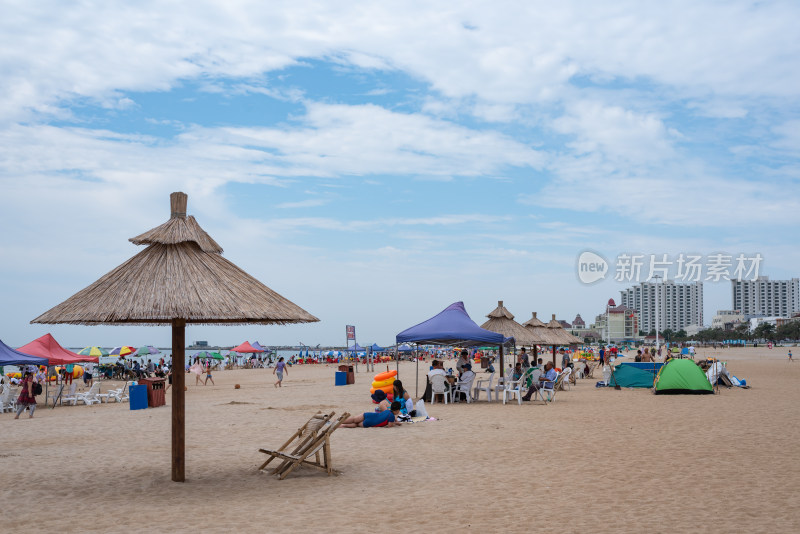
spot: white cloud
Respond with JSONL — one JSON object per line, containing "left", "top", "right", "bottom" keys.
{"left": 2, "top": 1, "right": 799, "bottom": 123}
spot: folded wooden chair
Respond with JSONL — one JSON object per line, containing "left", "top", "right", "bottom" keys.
{"left": 258, "top": 411, "right": 349, "bottom": 480}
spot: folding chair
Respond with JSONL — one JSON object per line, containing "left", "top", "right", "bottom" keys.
{"left": 258, "top": 411, "right": 349, "bottom": 480}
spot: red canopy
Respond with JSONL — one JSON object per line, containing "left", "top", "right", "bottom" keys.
{"left": 17, "top": 333, "right": 100, "bottom": 365}
{"left": 230, "top": 341, "right": 263, "bottom": 353}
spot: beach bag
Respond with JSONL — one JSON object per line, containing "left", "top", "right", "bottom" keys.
{"left": 33, "top": 382, "right": 43, "bottom": 395}
{"left": 415, "top": 400, "right": 428, "bottom": 418}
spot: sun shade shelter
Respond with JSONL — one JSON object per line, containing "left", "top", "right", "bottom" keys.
{"left": 18, "top": 333, "right": 99, "bottom": 365}
{"left": 522, "top": 312, "right": 561, "bottom": 366}
{"left": 231, "top": 341, "right": 263, "bottom": 353}
{"left": 32, "top": 192, "right": 318, "bottom": 482}
{"left": 396, "top": 302, "right": 507, "bottom": 394}
{"left": 480, "top": 301, "right": 537, "bottom": 371}
{"left": 0, "top": 339, "right": 48, "bottom": 366}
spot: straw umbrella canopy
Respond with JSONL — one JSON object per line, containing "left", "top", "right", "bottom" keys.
{"left": 32, "top": 192, "right": 318, "bottom": 482}
{"left": 546, "top": 314, "right": 583, "bottom": 345}
{"left": 522, "top": 312, "right": 559, "bottom": 344}
{"left": 544, "top": 313, "right": 583, "bottom": 366}
{"left": 480, "top": 301, "right": 537, "bottom": 374}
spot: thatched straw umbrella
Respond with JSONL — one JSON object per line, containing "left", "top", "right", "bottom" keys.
{"left": 522, "top": 312, "right": 556, "bottom": 364}
{"left": 480, "top": 301, "right": 536, "bottom": 376}
{"left": 32, "top": 192, "right": 318, "bottom": 482}
{"left": 545, "top": 314, "right": 583, "bottom": 366}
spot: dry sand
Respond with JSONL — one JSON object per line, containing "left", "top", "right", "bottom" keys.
{"left": 1, "top": 346, "right": 798, "bottom": 533}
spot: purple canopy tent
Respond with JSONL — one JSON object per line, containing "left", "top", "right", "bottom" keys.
{"left": 395, "top": 301, "right": 508, "bottom": 396}
{"left": 0, "top": 339, "right": 48, "bottom": 367}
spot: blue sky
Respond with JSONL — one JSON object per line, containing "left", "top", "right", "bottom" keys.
{"left": 1, "top": 1, "right": 798, "bottom": 348}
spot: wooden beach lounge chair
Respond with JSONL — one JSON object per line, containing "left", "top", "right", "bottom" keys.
{"left": 258, "top": 411, "right": 349, "bottom": 480}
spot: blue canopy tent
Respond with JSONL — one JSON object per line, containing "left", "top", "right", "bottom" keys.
{"left": 369, "top": 343, "right": 385, "bottom": 352}
{"left": 0, "top": 338, "right": 48, "bottom": 367}
{"left": 396, "top": 301, "right": 508, "bottom": 396}
{"left": 398, "top": 343, "right": 413, "bottom": 352}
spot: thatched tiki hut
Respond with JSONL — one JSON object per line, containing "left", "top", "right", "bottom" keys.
{"left": 522, "top": 312, "right": 557, "bottom": 364}
{"left": 546, "top": 314, "right": 583, "bottom": 366}
{"left": 33, "top": 192, "right": 318, "bottom": 482}
{"left": 480, "top": 301, "right": 536, "bottom": 376}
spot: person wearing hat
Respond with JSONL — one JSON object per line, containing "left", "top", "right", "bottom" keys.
{"left": 456, "top": 350, "right": 470, "bottom": 378}
{"left": 371, "top": 389, "right": 388, "bottom": 404}
{"left": 453, "top": 363, "right": 476, "bottom": 402}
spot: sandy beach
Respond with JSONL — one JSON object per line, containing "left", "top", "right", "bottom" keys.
{"left": 2, "top": 346, "right": 798, "bottom": 533}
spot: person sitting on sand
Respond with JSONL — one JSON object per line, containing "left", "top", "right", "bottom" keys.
{"left": 341, "top": 401, "right": 402, "bottom": 428}
{"left": 521, "top": 362, "right": 557, "bottom": 401}
{"left": 392, "top": 379, "right": 414, "bottom": 415}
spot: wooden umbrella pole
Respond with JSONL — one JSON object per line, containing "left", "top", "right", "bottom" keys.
{"left": 172, "top": 318, "right": 186, "bottom": 482}
{"left": 499, "top": 344, "right": 504, "bottom": 378}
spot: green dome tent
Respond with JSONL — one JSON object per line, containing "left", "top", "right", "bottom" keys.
{"left": 654, "top": 359, "right": 713, "bottom": 395}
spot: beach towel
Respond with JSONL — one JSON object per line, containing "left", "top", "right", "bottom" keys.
{"left": 189, "top": 363, "right": 204, "bottom": 376}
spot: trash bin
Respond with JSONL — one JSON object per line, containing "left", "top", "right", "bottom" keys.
{"left": 338, "top": 365, "right": 355, "bottom": 384}
{"left": 129, "top": 384, "right": 147, "bottom": 410}
{"left": 480, "top": 357, "right": 489, "bottom": 369}
{"left": 138, "top": 377, "right": 166, "bottom": 407}
{"left": 335, "top": 371, "right": 348, "bottom": 386}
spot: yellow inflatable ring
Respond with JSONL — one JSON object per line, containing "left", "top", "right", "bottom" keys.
{"left": 371, "top": 377, "right": 396, "bottom": 388}
{"left": 373, "top": 370, "right": 397, "bottom": 382}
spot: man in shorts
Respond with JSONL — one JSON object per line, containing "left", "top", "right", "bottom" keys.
{"left": 341, "top": 402, "right": 402, "bottom": 428}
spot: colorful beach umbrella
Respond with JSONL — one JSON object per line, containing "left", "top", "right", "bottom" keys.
{"left": 109, "top": 346, "right": 136, "bottom": 357}
{"left": 136, "top": 345, "right": 160, "bottom": 356}
{"left": 193, "top": 350, "right": 223, "bottom": 360}
{"left": 78, "top": 346, "right": 108, "bottom": 357}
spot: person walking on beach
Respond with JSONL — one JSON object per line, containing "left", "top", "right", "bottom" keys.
{"left": 204, "top": 361, "right": 215, "bottom": 385}
{"left": 14, "top": 370, "right": 37, "bottom": 419}
{"left": 789, "top": 350, "right": 793, "bottom": 363}
{"left": 274, "top": 357, "right": 288, "bottom": 387}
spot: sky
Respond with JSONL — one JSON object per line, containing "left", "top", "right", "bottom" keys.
{"left": 1, "top": 1, "right": 799, "bottom": 349}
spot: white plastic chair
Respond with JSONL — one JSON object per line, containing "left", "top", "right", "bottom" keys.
{"left": 61, "top": 383, "right": 79, "bottom": 405}
{"left": 502, "top": 368, "right": 535, "bottom": 405}
{"left": 75, "top": 383, "right": 101, "bottom": 405}
{"left": 96, "top": 384, "right": 115, "bottom": 403}
{"left": 429, "top": 374, "right": 451, "bottom": 404}
{"left": 451, "top": 373, "right": 476, "bottom": 403}
{"left": 46, "top": 384, "right": 65, "bottom": 407}
{"left": 0, "top": 385, "right": 15, "bottom": 413}
{"left": 472, "top": 372, "right": 495, "bottom": 402}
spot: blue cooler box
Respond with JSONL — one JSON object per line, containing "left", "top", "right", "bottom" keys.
{"left": 129, "top": 384, "right": 148, "bottom": 410}
{"left": 334, "top": 371, "right": 347, "bottom": 386}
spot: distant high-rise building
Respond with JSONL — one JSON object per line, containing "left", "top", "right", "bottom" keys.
{"left": 620, "top": 280, "right": 703, "bottom": 334}
{"left": 732, "top": 277, "right": 800, "bottom": 318}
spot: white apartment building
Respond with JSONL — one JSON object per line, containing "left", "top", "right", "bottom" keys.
{"left": 620, "top": 280, "right": 703, "bottom": 334}
{"left": 732, "top": 277, "right": 800, "bottom": 318}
